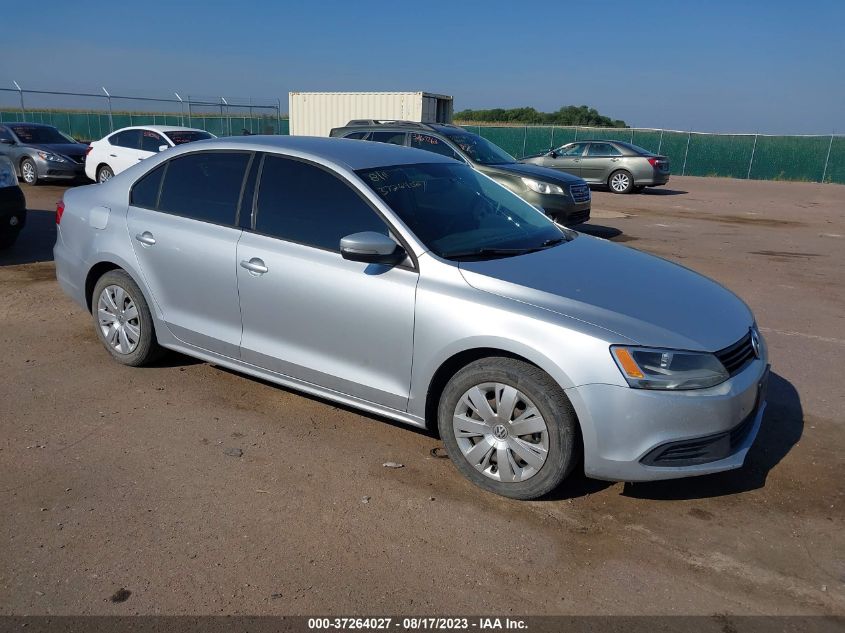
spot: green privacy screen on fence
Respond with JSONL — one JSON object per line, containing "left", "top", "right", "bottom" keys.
{"left": 0, "top": 110, "right": 841, "bottom": 184}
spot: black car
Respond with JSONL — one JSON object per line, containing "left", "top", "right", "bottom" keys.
{"left": 330, "top": 121, "right": 591, "bottom": 226}
{"left": 0, "top": 122, "right": 87, "bottom": 185}
{"left": 0, "top": 155, "right": 26, "bottom": 249}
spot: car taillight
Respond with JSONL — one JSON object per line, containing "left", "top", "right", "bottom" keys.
{"left": 647, "top": 157, "right": 659, "bottom": 168}
{"left": 56, "top": 200, "right": 65, "bottom": 225}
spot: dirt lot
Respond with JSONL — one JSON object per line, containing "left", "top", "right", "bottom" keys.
{"left": 1, "top": 176, "right": 843, "bottom": 617}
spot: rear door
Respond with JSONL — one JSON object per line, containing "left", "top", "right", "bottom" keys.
{"left": 126, "top": 150, "right": 251, "bottom": 357}
{"left": 108, "top": 130, "right": 145, "bottom": 174}
{"left": 580, "top": 142, "right": 623, "bottom": 182}
{"left": 546, "top": 142, "right": 588, "bottom": 176}
{"left": 236, "top": 154, "right": 418, "bottom": 410}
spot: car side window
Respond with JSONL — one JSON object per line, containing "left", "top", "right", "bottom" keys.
{"left": 254, "top": 155, "right": 389, "bottom": 252}
{"left": 130, "top": 164, "right": 165, "bottom": 209}
{"left": 559, "top": 143, "right": 589, "bottom": 156}
{"left": 409, "top": 133, "right": 462, "bottom": 161}
{"left": 0, "top": 126, "right": 13, "bottom": 142}
{"left": 344, "top": 131, "right": 370, "bottom": 140}
{"left": 141, "top": 131, "right": 166, "bottom": 153}
{"left": 157, "top": 152, "right": 250, "bottom": 226}
{"left": 369, "top": 131, "right": 406, "bottom": 145}
{"left": 587, "top": 143, "right": 622, "bottom": 157}
{"left": 111, "top": 130, "right": 142, "bottom": 149}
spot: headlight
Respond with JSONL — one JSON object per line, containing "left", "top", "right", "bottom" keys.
{"left": 611, "top": 346, "right": 729, "bottom": 390}
{"left": 37, "top": 151, "right": 66, "bottom": 163}
{"left": 521, "top": 177, "right": 564, "bottom": 195}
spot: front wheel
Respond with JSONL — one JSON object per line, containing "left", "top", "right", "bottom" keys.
{"left": 91, "top": 270, "right": 161, "bottom": 366}
{"left": 20, "top": 158, "right": 38, "bottom": 186}
{"left": 438, "top": 357, "right": 579, "bottom": 500}
{"left": 608, "top": 169, "right": 634, "bottom": 194}
{"left": 97, "top": 165, "right": 114, "bottom": 183}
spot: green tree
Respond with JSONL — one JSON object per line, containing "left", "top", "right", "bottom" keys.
{"left": 455, "top": 105, "right": 626, "bottom": 127}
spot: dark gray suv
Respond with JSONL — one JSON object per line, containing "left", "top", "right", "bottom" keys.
{"left": 330, "top": 121, "right": 591, "bottom": 226}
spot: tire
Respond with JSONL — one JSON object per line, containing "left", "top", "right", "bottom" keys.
{"left": 97, "top": 165, "right": 114, "bottom": 183}
{"left": 20, "top": 158, "right": 38, "bottom": 186}
{"left": 437, "top": 357, "right": 579, "bottom": 500}
{"left": 608, "top": 169, "right": 634, "bottom": 194}
{"left": 91, "top": 269, "right": 161, "bottom": 367}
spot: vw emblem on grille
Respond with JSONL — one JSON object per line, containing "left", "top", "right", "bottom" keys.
{"left": 750, "top": 328, "right": 761, "bottom": 359}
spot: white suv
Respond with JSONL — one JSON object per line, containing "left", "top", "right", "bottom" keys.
{"left": 85, "top": 125, "right": 214, "bottom": 182}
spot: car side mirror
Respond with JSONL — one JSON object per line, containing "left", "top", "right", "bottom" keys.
{"left": 340, "top": 231, "right": 404, "bottom": 265}
{"left": 547, "top": 149, "right": 558, "bottom": 158}
{"left": 158, "top": 145, "right": 169, "bottom": 152}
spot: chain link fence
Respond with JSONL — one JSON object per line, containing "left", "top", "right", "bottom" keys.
{"left": 1, "top": 85, "right": 841, "bottom": 184}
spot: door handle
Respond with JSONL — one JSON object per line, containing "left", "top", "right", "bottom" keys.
{"left": 240, "top": 258, "right": 268, "bottom": 275}
{"left": 135, "top": 232, "right": 156, "bottom": 246}
{"left": 611, "top": 158, "right": 620, "bottom": 162}
{"left": 109, "top": 154, "right": 117, "bottom": 158}
{"left": 573, "top": 159, "right": 580, "bottom": 162}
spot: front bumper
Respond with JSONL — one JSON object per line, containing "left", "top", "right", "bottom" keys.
{"left": 522, "top": 191, "right": 591, "bottom": 226}
{"left": 35, "top": 158, "right": 86, "bottom": 181}
{"left": 567, "top": 358, "right": 769, "bottom": 482}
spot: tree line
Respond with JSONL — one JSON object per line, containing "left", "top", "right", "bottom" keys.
{"left": 453, "top": 105, "right": 627, "bottom": 128}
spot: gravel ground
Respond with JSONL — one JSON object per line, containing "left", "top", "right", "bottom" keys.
{"left": 0, "top": 176, "right": 843, "bottom": 616}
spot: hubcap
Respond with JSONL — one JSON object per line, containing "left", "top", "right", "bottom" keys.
{"left": 22, "top": 162, "right": 35, "bottom": 183}
{"left": 99, "top": 168, "right": 112, "bottom": 183}
{"left": 452, "top": 382, "right": 549, "bottom": 483}
{"left": 97, "top": 285, "right": 140, "bottom": 354}
{"left": 611, "top": 173, "right": 629, "bottom": 191}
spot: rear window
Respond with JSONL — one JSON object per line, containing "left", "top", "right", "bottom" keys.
{"left": 130, "top": 164, "right": 165, "bottom": 209}
{"left": 164, "top": 130, "right": 214, "bottom": 145}
{"left": 157, "top": 152, "right": 250, "bottom": 225}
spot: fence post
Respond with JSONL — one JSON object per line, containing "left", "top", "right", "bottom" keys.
{"left": 521, "top": 126, "right": 527, "bottom": 158}
{"left": 682, "top": 132, "right": 691, "bottom": 176}
{"left": 573, "top": 126, "right": 578, "bottom": 142}
{"left": 821, "top": 134, "right": 834, "bottom": 183}
{"left": 277, "top": 98, "right": 283, "bottom": 135}
{"left": 175, "top": 93, "right": 184, "bottom": 127}
{"left": 102, "top": 87, "right": 114, "bottom": 132}
{"left": 549, "top": 126, "right": 554, "bottom": 149}
{"left": 657, "top": 129, "right": 664, "bottom": 155}
{"left": 187, "top": 96, "right": 193, "bottom": 126}
{"left": 12, "top": 81, "right": 25, "bottom": 120}
{"left": 747, "top": 134, "right": 758, "bottom": 180}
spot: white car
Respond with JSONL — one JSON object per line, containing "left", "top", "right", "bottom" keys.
{"left": 85, "top": 126, "right": 215, "bottom": 182}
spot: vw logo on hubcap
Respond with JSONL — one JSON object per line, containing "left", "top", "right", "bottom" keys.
{"left": 492, "top": 424, "right": 509, "bottom": 440}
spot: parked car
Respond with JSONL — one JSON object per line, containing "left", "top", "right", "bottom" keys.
{"left": 0, "top": 122, "right": 87, "bottom": 185}
{"left": 54, "top": 136, "right": 768, "bottom": 500}
{"left": 522, "top": 140, "right": 670, "bottom": 193}
{"left": 0, "top": 155, "right": 26, "bottom": 248}
{"left": 85, "top": 125, "right": 215, "bottom": 182}
{"left": 331, "top": 121, "right": 591, "bottom": 226}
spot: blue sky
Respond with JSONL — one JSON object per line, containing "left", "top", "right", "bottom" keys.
{"left": 2, "top": 0, "right": 843, "bottom": 134}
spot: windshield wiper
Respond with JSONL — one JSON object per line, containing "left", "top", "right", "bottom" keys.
{"left": 540, "top": 237, "right": 567, "bottom": 248}
{"left": 442, "top": 247, "right": 537, "bottom": 260}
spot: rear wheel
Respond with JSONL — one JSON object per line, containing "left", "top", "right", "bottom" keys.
{"left": 91, "top": 270, "right": 161, "bottom": 366}
{"left": 608, "top": 169, "right": 634, "bottom": 194}
{"left": 20, "top": 158, "right": 38, "bottom": 186}
{"left": 97, "top": 165, "right": 114, "bottom": 183}
{"left": 437, "top": 357, "right": 579, "bottom": 500}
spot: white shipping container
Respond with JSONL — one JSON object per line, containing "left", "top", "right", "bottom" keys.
{"left": 289, "top": 91, "right": 453, "bottom": 137}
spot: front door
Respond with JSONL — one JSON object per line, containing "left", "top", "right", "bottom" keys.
{"left": 237, "top": 154, "right": 418, "bottom": 411}
{"left": 546, "top": 142, "right": 588, "bottom": 176}
{"left": 126, "top": 150, "right": 252, "bottom": 357}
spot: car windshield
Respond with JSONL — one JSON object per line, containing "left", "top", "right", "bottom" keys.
{"left": 614, "top": 141, "right": 655, "bottom": 156}
{"left": 164, "top": 130, "right": 214, "bottom": 145}
{"left": 441, "top": 131, "right": 516, "bottom": 165}
{"left": 357, "top": 162, "right": 568, "bottom": 260}
{"left": 9, "top": 125, "right": 75, "bottom": 145}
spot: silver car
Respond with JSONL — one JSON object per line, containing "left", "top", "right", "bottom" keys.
{"left": 522, "top": 140, "right": 671, "bottom": 193}
{"left": 54, "top": 136, "right": 768, "bottom": 499}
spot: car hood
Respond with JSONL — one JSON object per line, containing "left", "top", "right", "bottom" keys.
{"left": 481, "top": 161, "right": 585, "bottom": 186}
{"left": 458, "top": 234, "right": 753, "bottom": 351}
{"left": 29, "top": 142, "right": 87, "bottom": 158}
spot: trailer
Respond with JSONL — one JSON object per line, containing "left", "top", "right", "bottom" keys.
{"left": 288, "top": 91, "right": 453, "bottom": 137}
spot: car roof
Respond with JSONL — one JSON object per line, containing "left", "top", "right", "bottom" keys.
{"left": 110, "top": 125, "right": 209, "bottom": 134}
{"left": 184, "top": 135, "right": 457, "bottom": 170}
{"left": 1, "top": 121, "right": 57, "bottom": 128}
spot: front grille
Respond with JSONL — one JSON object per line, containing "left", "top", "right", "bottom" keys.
{"left": 715, "top": 331, "right": 756, "bottom": 376}
{"left": 569, "top": 183, "right": 591, "bottom": 203}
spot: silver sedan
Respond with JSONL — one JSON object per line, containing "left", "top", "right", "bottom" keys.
{"left": 54, "top": 136, "right": 767, "bottom": 499}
